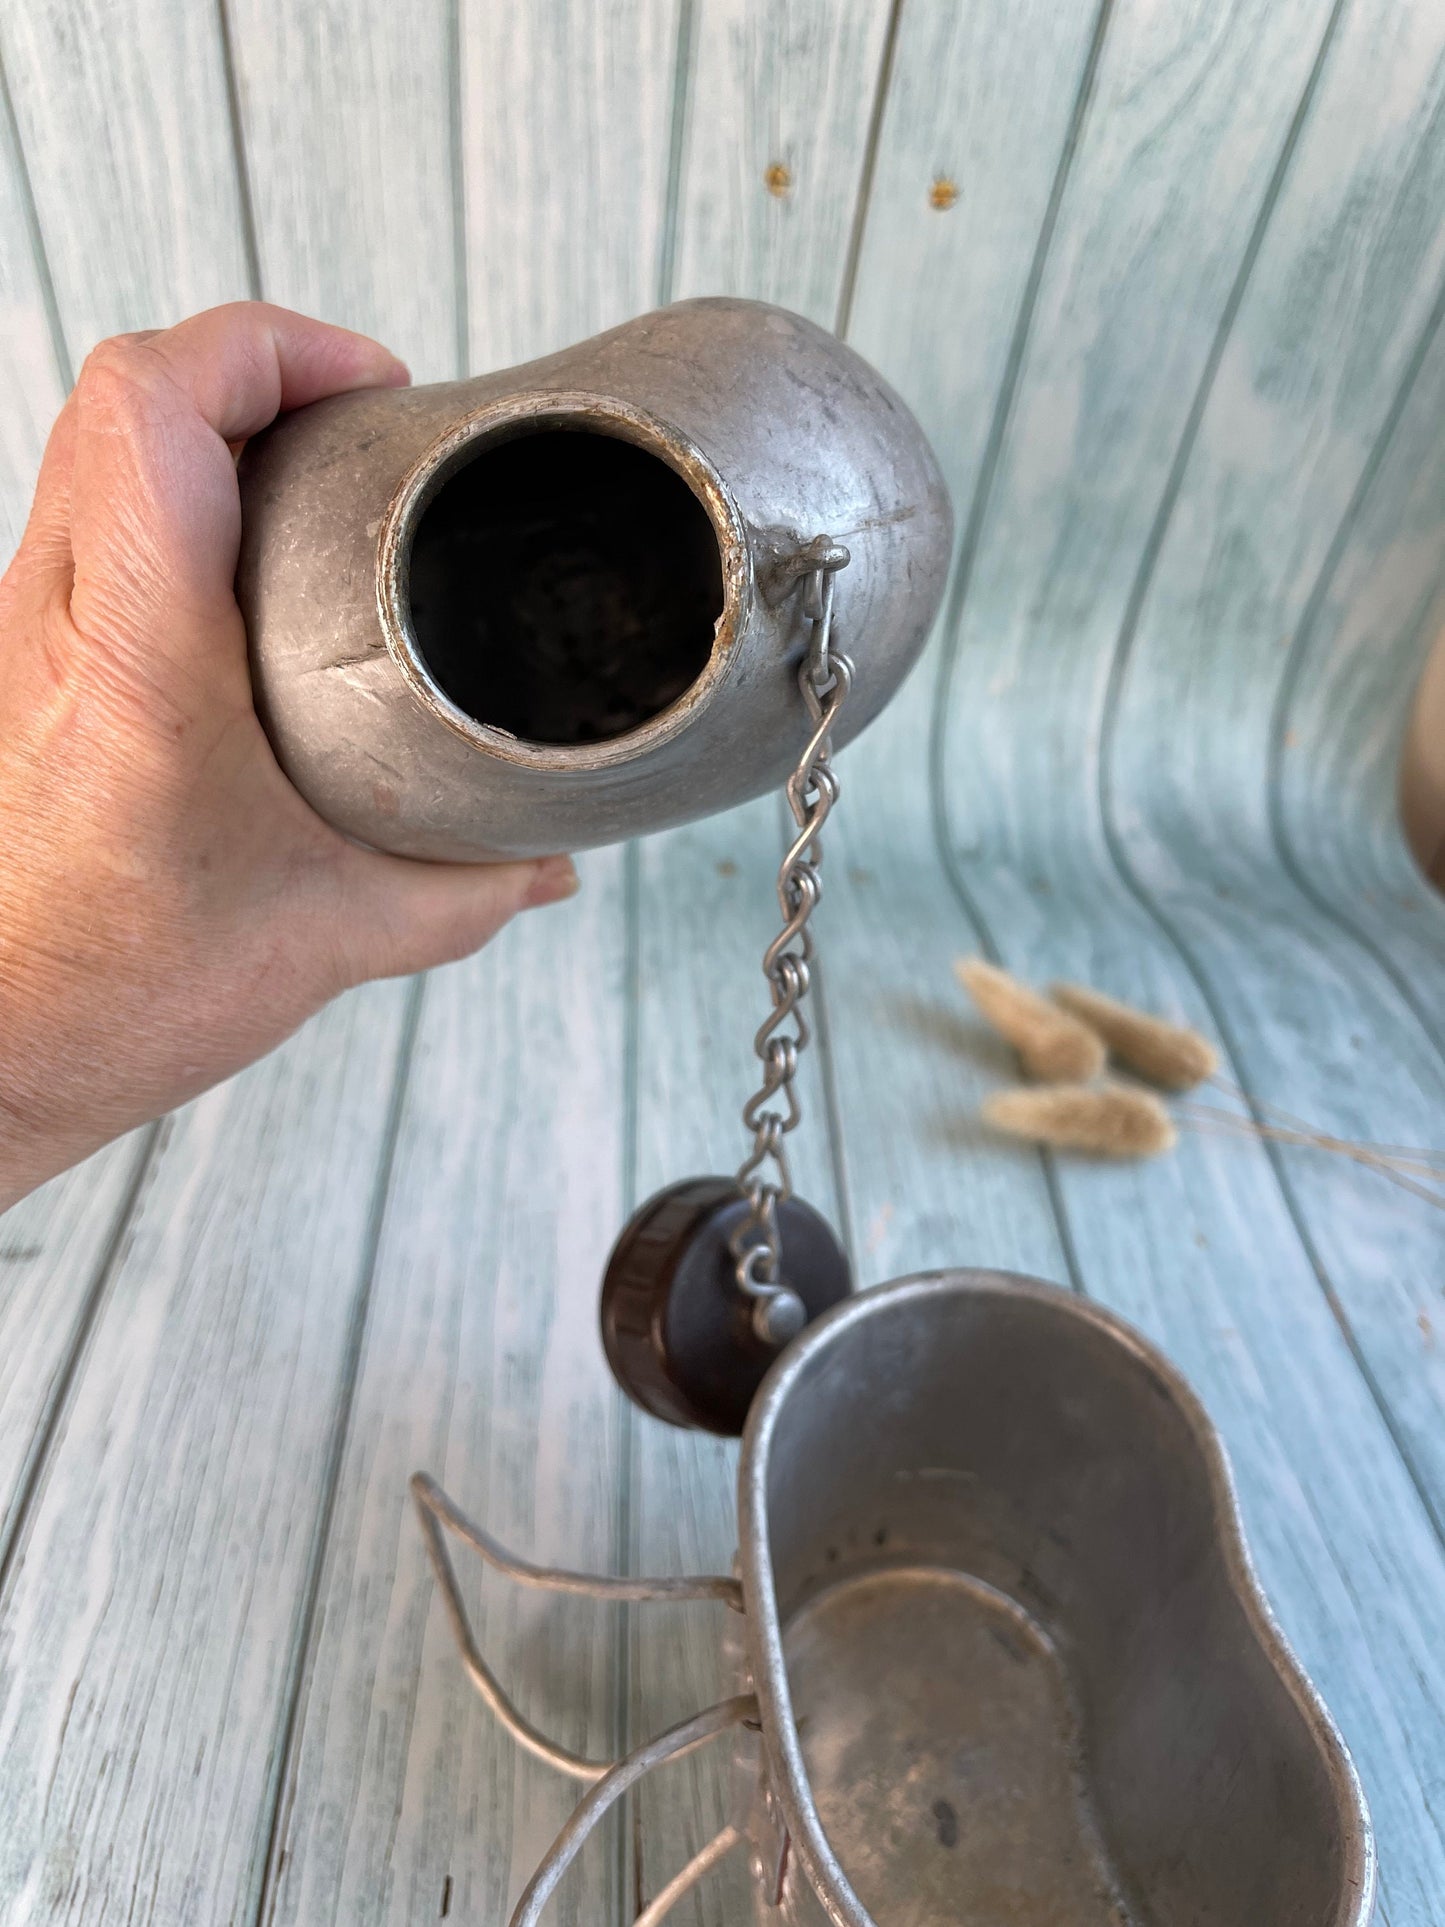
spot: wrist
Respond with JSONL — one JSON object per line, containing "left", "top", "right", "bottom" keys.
{"left": 0, "top": 943, "right": 100, "bottom": 1211}
{"left": 0, "top": 1079, "right": 69, "bottom": 1213}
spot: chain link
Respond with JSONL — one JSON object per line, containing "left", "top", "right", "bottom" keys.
{"left": 730, "top": 537, "right": 853, "bottom": 1342}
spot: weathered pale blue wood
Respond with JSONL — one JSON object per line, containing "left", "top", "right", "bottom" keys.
{"left": 1094, "top": 0, "right": 1445, "bottom": 1516}
{"left": 224, "top": 0, "right": 459, "bottom": 381}
{"left": 628, "top": 798, "right": 847, "bottom": 1926}
{"left": 914, "top": 1, "right": 1445, "bottom": 1916}
{"left": 261, "top": 864, "right": 628, "bottom": 1927}
{"left": 0, "top": 64, "right": 65, "bottom": 563}
{"left": 932, "top": 0, "right": 1339, "bottom": 851}
{"left": 845, "top": 0, "right": 1106, "bottom": 538}
{"left": 0, "top": 0, "right": 251, "bottom": 353}
{"left": 0, "top": 1133, "right": 150, "bottom": 1559}
{"left": 820, "top": 0, "right": 1109, "bottom": 1289}
{"left": 458, "top": 0, "right": 682, "bottom": 373}
{"left": 0, "top": 2, "right": 1441, "bottom": 1922}
{"left": 669, "top": 0, "right": 894, "bottom": 326}
{"left": 822, "top": 668, "right": 1076, "bottom": 1292}
{"left": 216, "top": 14, "right": 670, "bottom": 1921}
{"left": 1270, "top": 294, "right": 1445, "bottom": 1033}
{"left": 1105, "top": 0, "right": 1445, "bottom": 869}
{"left": 0, "top": 985, "right": 412, "bottom": 1927}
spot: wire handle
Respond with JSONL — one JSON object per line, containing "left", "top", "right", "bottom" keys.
{"left": 410, "top": 1473, "right": 743, "bottom": 1781}
{"left": 634, "top": 1825, "right": 745, "bottom": 1926}
{"left": 508, "top": 1699, "right": 759, "bottom": 1927}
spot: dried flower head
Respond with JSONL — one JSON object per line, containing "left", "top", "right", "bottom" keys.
{"left": 954, "top": 957, "right": 1106, "bottom": 1082}
{"left": 1050, "top": 982, "right": 1219, "bottom": 1091}
{"left": 982, "top": 1083, "right": 1177, "bottom": 1158}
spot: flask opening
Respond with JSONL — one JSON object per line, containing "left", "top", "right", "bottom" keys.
{"left": 405, "top": 426, "right": 725, "bottom": 747}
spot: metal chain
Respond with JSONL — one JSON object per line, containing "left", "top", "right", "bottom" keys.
{"left": 730, "top": 536, "right": 853, "bottom": 1344}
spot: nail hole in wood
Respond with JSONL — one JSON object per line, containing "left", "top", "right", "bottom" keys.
{"left": 764, "top": 162, "right": 792, "bottom": 198}
{"left": 929, "top": 176, "right": 959, "bottom": 210}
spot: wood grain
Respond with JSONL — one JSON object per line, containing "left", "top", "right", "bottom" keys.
{"left": 1272, "top": 286, "right": 1445, "bottom": 1028}
{"left": 0, "top": 63, "right": 65, "bottom": 563}
{"left": 937, "top": 0, "right": 1339, "bottom": 855}
{"left": 225, "top": 0, "right": 460, "bottom": 380}
{"left": 229, "top": 11, "right": 676, "bottom": 1920}
{"left": 0, "top": 0, "right": 1442, "bottom": 1919}
{"left": 458, "top": 0, "right": 682, "bottom": 372}
{"left": 0, "top": 0, "right": 251, "bottom": 357}
{"left": 669, "top": 0, "right": 894, "bottom": 326}
{"left": 817, "top": 0, "right": 1114, "bottom": 1314}
{"left": 845, "top": 0, "right": 1106, "bottom": 535}
{"left": 0, "top": 985, "right": 411, "bottom": 1927}
{"left": 261, "top": 865, "right": 629, "bottom": 1927}
{"left": 1093, "top": 0, "right": 1445, "bottom": 1528}
{"left": 917, "top": 0, "right": 1445, "bottom": 1916}
{"left": 0, "top": 1133, "right": 150, "bottom": 1562}
{"left": 1104, "top": 0, "right": 1445, "bottom": 868}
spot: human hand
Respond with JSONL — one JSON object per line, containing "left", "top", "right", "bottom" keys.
{"left": 0, "top": 303, "right": 577, "bottom": 1210}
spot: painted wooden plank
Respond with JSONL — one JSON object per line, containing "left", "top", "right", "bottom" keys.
{"left": 0, "top": 982, "right": 411, "bottom": 1927}
{"left": 0, "top": 1132, "right": 150, "bottom": 1561}
{"left": 249, "top": 14, "right": 674, "bottom": 1919}
{"left": 844, "top": 0, "right": 1106, "bottom": 540}
{"left": 669, "top": 0, "right": 894, "bottom": 327}
{"left": 1090, "top": 0, "right": 1445, "bottom": 1519}
{"left": 823, "top": 639, "right": 1075, "bottom": 1293}
{"left": 628, "top": 798, "right": 847, "bottom": 1925}
{"left": 0, "top": 63, "right": 65, "bottom": 565}
{"left": 260, "top": 862, "right": 628, "bottom": 1927}
{"left": 1270, "top": 294, "right": 1445, "bottom": 1033}
{"left": 1104, "top": 0, "right": 1445, "bottom": 875}
{"left": 865, "top": 855, "right": 1445, "bottom": 1917}
{"left": 903, "top": 1, "right": 1445, "bottom": 1914}
{"left": 0, "top": 0, "right": 250, "bottom": 357}
{"left": 458, "top": 0, "right": 682, "bottom": 373}
{"left": 820, "top": 0, "right": 1112, "bottom": 1285}
{"left": 224, "top": 0, "right": 460, "bottom": 382}
{"left": 1000, "top": 1001, "right": 1445, "bottom": 1927}
{"left": 820, "top": 0, "right": 1113, "bottom": 1332}
{"left": 934, "top": 0, "right": 1340, "bottom": 860}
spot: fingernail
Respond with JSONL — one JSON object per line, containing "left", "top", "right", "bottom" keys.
{"left": 384, "top": 356, "right": 412, "bottom": 386}
{"left": 524, "top": 855, "right": 580, "bottom": 908}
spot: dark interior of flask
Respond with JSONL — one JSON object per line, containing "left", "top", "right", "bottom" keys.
{"left": 405, "top": 426, "right": 725, "bottom": 746}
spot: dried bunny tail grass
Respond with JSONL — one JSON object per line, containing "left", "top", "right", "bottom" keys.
{"left": 954, "top": 957, "right": 1106, "bottom": 1082}
{"left": 1050, "top": 982, "right": 1219, "bottom": 1091}
{"left": 982, "top": 1084, "right": 1177, "bottom": 1158}
{"left": 1176, "top": 1101, "right": 1445, "bottom": 1210}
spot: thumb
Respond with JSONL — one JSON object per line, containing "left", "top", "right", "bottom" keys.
{"left": 332, "top": 850, "right": 580, "bottom": 984}
{"left": 67, "top": 305, "right": 410, "bottom": 662}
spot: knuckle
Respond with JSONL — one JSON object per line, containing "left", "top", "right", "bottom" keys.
{"left": 75, "top": 335, "right": 177, "bottom": 425}
{"left": 206, "top": 298, "right": 272, "bottom": 329}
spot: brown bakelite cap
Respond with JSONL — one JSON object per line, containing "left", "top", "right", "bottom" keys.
{"left": 600, "top": 1176, "right": 851, "bottom": 1436}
